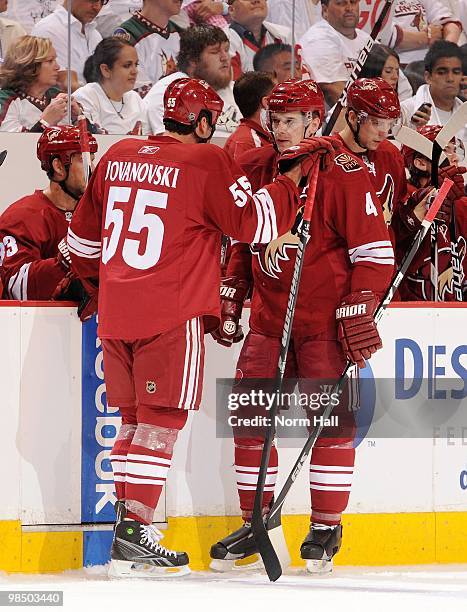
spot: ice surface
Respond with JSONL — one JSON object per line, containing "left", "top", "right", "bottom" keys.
{"left": 1, "top": 565, "right": 467, "bottom": 612}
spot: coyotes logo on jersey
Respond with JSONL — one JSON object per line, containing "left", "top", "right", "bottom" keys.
{"left": 250, "top": 206, "right": 305, "bottom": 278}
{"left": 376, "top": 173, "right": 395, "bottom": 226}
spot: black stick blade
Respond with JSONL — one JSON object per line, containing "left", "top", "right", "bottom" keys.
{"left": 0, "top": 150, "right": 7, "bottom": 167}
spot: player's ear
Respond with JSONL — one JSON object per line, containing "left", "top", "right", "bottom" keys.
{"left": 51, "top": 156, "right": 66, "bottom": 180}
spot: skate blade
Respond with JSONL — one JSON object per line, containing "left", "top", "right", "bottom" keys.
{"left": 209, "top": 555, "right": 264, "bottom": 573}
{"left": 305, "top": 559, "right": 333, "bottom": 575}
{"left": 109, "top": 559, "right": 191, "bottom": 579}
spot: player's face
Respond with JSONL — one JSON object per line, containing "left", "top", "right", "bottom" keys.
{"left": 381, "top": 55, "right": 399, "bottom": 90}
{"left": 269, "top": 50, "right": 301, "bottom": 84}
{"left": 65, "top": 152, "right": 96, "bottom": 198}
{"left": 101, "top": 45, "right": 139, "bottom": 92}
{"left": 357, "top": 115, "right": 396, "bottom": 150}
{"left": 36, "top": 48, "right": 60, "bottom": 89}
{"left": 323, "top": 0, "right": 360, "bottom": 32}
{"left": 229, "top": 0, "right": 268, "bottom": 27}
{"left": 426, "top": 57, "right": 463, "bottom": 101}
{"left": 271, "top": 111, "right": 318, "bottom": 152}
{"left": 70, "top": 0, "right": 106, "bottom": 24}
{"left": 193, "top": 42, "right": 232, "bottom": 91}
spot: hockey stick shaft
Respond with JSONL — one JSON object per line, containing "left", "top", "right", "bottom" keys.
{"left": 251, "top": 163, "right": 320, "bottom": 582}
{"left": 323, "top": 0, "right": 394, "bottom": 136}
{"left": 0, "top": 150, "right": 6, "bottom": 167}
{"left": 77, "top": 115, "right": 92, "bottom": 187}
{"left": 266, "top": 179, "right": 454, "bottom": 526}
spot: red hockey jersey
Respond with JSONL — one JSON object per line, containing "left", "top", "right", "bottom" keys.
{"left": 336, "top": 135, "right": 408, "bottom": 231}
{"left": 396, "top": 185, "right": 467, "bottom": 301}
{"left": 229, "top": 142, "right": 395, "bottom": 337}
{"left": 68, "top": 135, "right": 300, "bottom": 339}
{"left": 0, "top": 190, "right": 71, "bottom": 300}
{"left": 223, "top": 118, "right": 271, "bottom": 161}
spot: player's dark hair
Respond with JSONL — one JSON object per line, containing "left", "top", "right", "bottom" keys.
{"left": 425, "top": 40, "right": 462, "bottom": 73}
{"left": 83, "top": 37, "right": 134, "bottom": 84}
{"left": 163, "top": 110, "right": 215, "bottom": 135}
{"left": 233, "top": 71, "right": 274, "bottom": 118}
{"left": 177, "top": 25, "right": 229, "bottom": 73}
{"left": 359, "top": 44, "right": 399, "bottom": 79}
{"left": 253, "top": 43, "right": 292, "bottom": 73}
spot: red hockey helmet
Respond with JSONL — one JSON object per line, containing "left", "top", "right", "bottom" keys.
{"left": 37, "top": 125, "right": 98, "bottom": 173}
{"left": 400, "top": 125, "right": 442, "bottom": 168}
{"left": 163, "top": 77, "right": 224, "bottom": 127}
{"left": 267, "top": 78, "right": 325, "bottom": 122}
{"left": 346, "top": 77, "right": 400, "bottom": 119}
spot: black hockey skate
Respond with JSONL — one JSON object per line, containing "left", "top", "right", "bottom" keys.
{"left": 300, "top": 523, "right": 342, "bottom": 574}
{"left": 210, "top": 523, "right": 262, "bottom": 572}
{"left": 109, "top": 519, "right": 190, "bottom": 579}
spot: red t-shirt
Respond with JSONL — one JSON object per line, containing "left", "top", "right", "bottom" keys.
{"left": 223, "top": 118, "right": 271, "bottom": 161}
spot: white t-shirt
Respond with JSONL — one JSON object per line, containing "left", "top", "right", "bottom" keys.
{"left": 73, "top": 82, "right": 150, "bottom": 135}
{"left": 227, "top": 20, "right": 291, "bottom": 78}
{"left": 31, "top": 6, "right": 102, "bottom": 84}
{"left": 94, "top": 0, "right": 142, "bottom": 38}
{"left": 299, "top": 19, "right": 370, "bottom": 84}
{"left": 2, "top": 0, "right": 60, "bottom": 33}
{"left": 388, "top": 0, "right": 459, "bottom": 65}
{"left": 143, "top": 70, "right": 241, "bottom": 136}
{"left": 267, "top": 0, "right": 321, "bottom": 41}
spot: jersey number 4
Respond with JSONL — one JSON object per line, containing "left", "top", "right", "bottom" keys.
{"left": 102, "top": 186, "right": 167, "bottom": 270}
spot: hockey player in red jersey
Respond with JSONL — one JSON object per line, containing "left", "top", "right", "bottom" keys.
{"left": 68, "top": 76, "right": 335, "bottom": 578}
{"left": 336, "top": 77, "right": 407, "bottom": 232}
{"left": 0, "top": 125, "right": 97, "bottom": 302}
{"left": 396, "top": 125, "right": 467, "bottom": 300}
{"left": 210, "top": 79, "right": 395, "bottom": 574}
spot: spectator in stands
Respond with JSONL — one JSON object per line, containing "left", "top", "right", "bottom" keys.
{"left": 358, "top": 43, "right": 412, "bottom": 101}
{"left": 224, "top": 70, "right": 273, "bottom": 158}
{"left": 95, "top": 0, "right": 142, "bottom": 38}
{"left": 404, "top": 59, "right": 425, "bottom": 95}
{"left": 388, "top": 0, "right": 461, "bottom": 67}
{"left": 0, "top": 35, "right": 82, "bottom": 132}
{"left": 144, "top": 24, "right": 241, "bottom": 134}
{"left": 227, "top": 0, "right": 291, "bottom": 80}
{"left": 31, "top": 0, "right": 106, "bottom": 91}
{"left": 401, "top": 41, "right": 467, "bottom": 148}
{"left": 183, "top": 0, "right": 229, "bottom": 28}
{"left": 460, "top": 43, "right": 467, "bottom": 102}
{"left": 74, "top": 37, "right": 150, "bottom": 135}
{"left": 0, "top": 125, "right": 97, "bottom": 309}
{"left": 298, "top": 0, "right": 370, "bottom": 107}
{"left": 0, "top": 0, "right": 26, "bottom": 61}
{"left": 267, "top": 0, "right": 321, "bottom": 41}
{"left": 253, "top": 42, "right": 300, "bottom": 83}
{"left": 2, "top": 0, "right": 59, "bottom": 33}
{"left": 113, "top": 0, "right": 183, "bottom": 97}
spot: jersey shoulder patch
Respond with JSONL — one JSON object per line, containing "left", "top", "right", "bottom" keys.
{"left": 334, "top": 152, "right": 363, "bottom": 173}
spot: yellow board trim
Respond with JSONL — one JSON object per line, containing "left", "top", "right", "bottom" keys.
{"left": 1, "top": 512, "right": 467, "bottom": 573}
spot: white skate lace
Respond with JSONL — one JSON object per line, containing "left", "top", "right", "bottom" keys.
{"left": 139, "top": 524, "right": 177, "bottom": 558}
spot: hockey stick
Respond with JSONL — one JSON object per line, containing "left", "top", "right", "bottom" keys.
{"left": 322, "top": 0, "right": 394, "bottom": 136}
{"left": 251, "top": 163, "right": 321, "bottom": 582}
{"left": 77, "top": 115, "right": 93, "bottom": 186}
{"left": 255, "top": 178, "right": 453, "bottom": 581}
{"left": 0, "top": 150, "right": 6, "bottom": 167}
{"left": 430, "top": 220, "right": 439, "bottom": 301}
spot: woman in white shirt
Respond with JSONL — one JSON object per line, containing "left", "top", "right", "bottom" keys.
{"left": 73, "top": 37, "right": 150, "bottom": 135}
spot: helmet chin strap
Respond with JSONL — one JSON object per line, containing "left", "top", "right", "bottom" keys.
{"left": 52, "top": 165, "right": 81, "bottom": 201}
{"left": 345, "top": 110, "right": 366, "bottom": 151}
